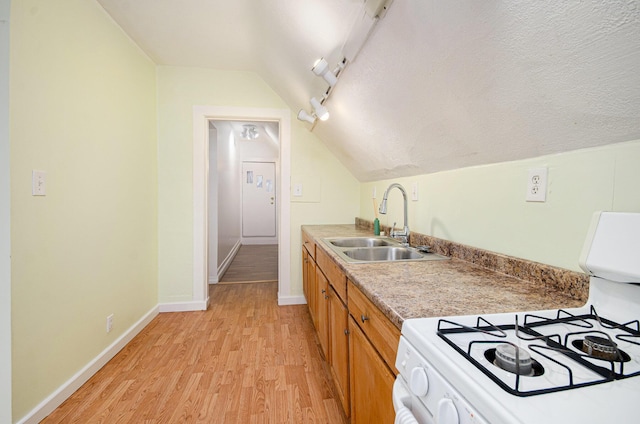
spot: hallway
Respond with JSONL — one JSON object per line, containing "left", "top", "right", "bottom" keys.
{"left": 219, "top": 244, "right": 278, "bottom": 284}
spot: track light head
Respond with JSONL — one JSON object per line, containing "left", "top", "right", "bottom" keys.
{"left": 310, "top": 97, "right": 329, "bottom": 121}
{"left": 312, "top": 58, "right": 338, "bottom": 87}
{"left": 297, "top": 109, "right": 316, "bottom": 124}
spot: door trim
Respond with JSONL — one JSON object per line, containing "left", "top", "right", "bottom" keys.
{"left": 193, "top": 106, "right": 292, "bottom": 306}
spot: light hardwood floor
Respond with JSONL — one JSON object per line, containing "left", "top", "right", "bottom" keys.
{"left": 42, "top": 282, "right": 347, "bottom": 423}
{"left": 219, "top": 245, "right": 278, "bottom": 284}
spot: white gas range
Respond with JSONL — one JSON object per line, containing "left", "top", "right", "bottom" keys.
{"left": 393, "top": 212, "right": 640, "bottom": 424}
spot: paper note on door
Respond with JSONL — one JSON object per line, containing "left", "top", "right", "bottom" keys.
{"left": 246, "top": 171, "right": 253, "bottom": 184}
{"left": 266, "top": 179, "right": 273, "bottom": 193}
{"left": 256, "top": 175, "right": 263, "bottom": 188}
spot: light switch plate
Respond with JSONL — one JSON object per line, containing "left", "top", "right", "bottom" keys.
{"left": 293, "top": 183, "right": 303, "bottom": 197}
{"left": 32, "top": 170, "right": 46, "bottom": 196}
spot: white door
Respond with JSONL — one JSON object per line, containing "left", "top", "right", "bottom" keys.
{"left": 242, "top": 161, "right": 276, "bottom": 237}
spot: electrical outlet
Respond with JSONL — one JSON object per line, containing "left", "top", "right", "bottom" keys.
{"left": 106, "top": 314, "right": 114, "bottom": 333}
{"left": 526, "top": 167, "right": 548, "bottom": 202}
{"left": 411, "top": 182, "right": 418, "bottom": 201}
{"left": 293, "top": 183, "right": 303, "bottom": 197}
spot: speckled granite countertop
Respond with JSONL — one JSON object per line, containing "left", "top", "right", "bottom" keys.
{"left": 302, "top": 224, "right": 587, "bottom": 330}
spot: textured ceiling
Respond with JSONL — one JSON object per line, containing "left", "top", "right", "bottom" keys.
{"left": 97, "top": 0, "right": 640, "bottom": 181}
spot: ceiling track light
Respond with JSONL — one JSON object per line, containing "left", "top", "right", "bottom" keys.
{"left": 312, "top": 58, "right": 338, "bottom": 87}
{"left": 297, "top": 97, "right": 330, "bottom": 125}
{"left": 299, "top": 57, "right": 346, "bottom": 128}
{"left": 297, "top": 109, "right": 316, "bottom": 124}
{"left": 310, "top": 97, "right": 329, "bottom": 121}
{"left": 241, "top": 124, "right": 259, "bottom": 140}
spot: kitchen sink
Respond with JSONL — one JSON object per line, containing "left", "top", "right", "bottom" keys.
{"left": 322, "top": 238, "right": 449, "bottom": 263}
{"left": 343, "top": 246, "right": 424, "bottom": 261}
{"left": 327, "top": 236, "right": 398, "bottom": 248}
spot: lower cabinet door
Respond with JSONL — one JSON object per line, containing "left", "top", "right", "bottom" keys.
{"left": 349, "top": 316, "right": 396, "bottom": 424}
{"left": 316, "top": 268, "right": 330, "bottom": 358}
{"left": 329, "top": 286, "right": 350, "bottom": 416}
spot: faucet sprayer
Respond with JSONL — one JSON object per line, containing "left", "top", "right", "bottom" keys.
{"left": 379, "top": 183, "right": 409, "bottom": 245}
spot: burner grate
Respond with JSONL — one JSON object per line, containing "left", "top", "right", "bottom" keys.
{"left": 437, "top": 307, "right": 640, "bottom": 397}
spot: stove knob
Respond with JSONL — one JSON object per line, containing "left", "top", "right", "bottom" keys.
{"left": 437, "top": 398, "right": 459, "bottom": 424}
{"left": 409, "top": 367, "right": 429, "bottom": 397}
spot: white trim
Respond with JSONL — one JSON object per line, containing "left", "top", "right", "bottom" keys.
{"left": 193, "top": 106, "right": 292, "bottom": 306}
{"left": 217, "top": 239, "right": 241, "bottom": 281}
{"left": 16, "top": 305, "right": 160, "bottom": 424}
{"left": 277, "top": 295, "right": 307, "bottom": 306}
{"left": 158, "top": 300, "right": 209, "bottom": 313}
{"left": 0, "top": 1, "right": 11, "bottom": 421}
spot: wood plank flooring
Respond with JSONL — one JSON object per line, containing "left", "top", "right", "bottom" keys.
{"left": 219, "top": 245, "right": 278, "bottom": 284}
{"left": 42, "top": 282, "right": 346, "bottom": 424}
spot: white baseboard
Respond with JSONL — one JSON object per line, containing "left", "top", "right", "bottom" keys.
{"left": 277, "top": 294, "right": 307, "bottom": 306}
{"left": 216, "top": 239, "right": 241, "bottom": 280}
{"left": 158, "top": 299, "right": 209, "bottom": 312}
{"left": 17, "top": 305, "right": 160, "bottom": 424}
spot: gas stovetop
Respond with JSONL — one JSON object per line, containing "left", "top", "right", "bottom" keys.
{"left": 397, "top": 212, "right": 640, "bottom": 424}
{"left": 437, "top": 304, "right": 640, "bottom": 396}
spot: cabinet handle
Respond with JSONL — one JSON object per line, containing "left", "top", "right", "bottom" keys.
{"left": 325, "top": 295, "right": 329, "bottom": 299}
{"left": 344, "top": 329, "right": 350, "bottom": 335}
{"left": 321, "top": 289, "right": 326, "bottom": 294}
{"left": 361, "top": 314, "right": 369, "bottom": 323}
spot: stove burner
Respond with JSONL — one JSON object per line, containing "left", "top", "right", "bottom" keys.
{"left": 572, "top": 336, "right": 630, "bottom": 362}
{"left": 484, "top": 344, "right": 544, "bottom": 376}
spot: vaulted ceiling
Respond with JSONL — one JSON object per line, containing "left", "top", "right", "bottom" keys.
{"left": 97, "top": 0, "right": 640, "bottom": 181}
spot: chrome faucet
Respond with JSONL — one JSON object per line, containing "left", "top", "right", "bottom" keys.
{"left": 379, "top": 183, "right": 409, "bottom": 245}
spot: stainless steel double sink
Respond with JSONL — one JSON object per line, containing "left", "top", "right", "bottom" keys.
{"left": 323, "top": 237, "right": 449, "bottom": 263}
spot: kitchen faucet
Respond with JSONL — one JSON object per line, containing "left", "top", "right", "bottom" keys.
{"left": 379, "top": 183, "right": 409, "bottom": 246}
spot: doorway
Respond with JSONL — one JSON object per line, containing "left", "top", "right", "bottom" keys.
{"left": 209, "top": 120, "right": 279, "bottom": 285}
{"left": 192, "top": 106, "right": 294, "bottom": 307}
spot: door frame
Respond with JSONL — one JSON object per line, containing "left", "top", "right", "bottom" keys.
{"left": 193, "top": 106, "right": 292, "bottom": 305}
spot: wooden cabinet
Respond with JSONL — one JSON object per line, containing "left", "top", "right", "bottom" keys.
{"left": 328, "top": 285, "right": 350, "bottom": 416}
{"left": 316, "top": 246, "right": 347, "bottom": 302}
{"left": 301, "top": 229, "right": 400, "bottom": 422}
{"left": 302, "top": 229, "right": 317, "bottom": 328}
{"left": 315, "top": 267, "right": 330, "bottom": 358}
{"left": 302, "top": 245, "right": 318, "bottom": 329}
{"left": 348, "top": 279, "right": 400, "bottom": 424}
{"left": 347, "top": 279, "right": 400, "bottom": 374}
{"left": 302, "top": 247, "right": 309, "bottom": 307}
{"left": 349, "top": 316, "right": 396, "bottom": 424}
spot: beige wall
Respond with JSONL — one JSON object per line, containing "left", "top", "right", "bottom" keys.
{"left": 157, "top": 66, "right": 360, "bottom": 302}
{"left": 361, "top": 140, "right": 640, "bottom": 272}
{"left": 10, "top": 0, "right": 158, "bottom": 420}
{"left": 289, "top": 126, "right": 361, "bottom": 295}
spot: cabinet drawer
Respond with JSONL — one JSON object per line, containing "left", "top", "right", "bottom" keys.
{"left": 302, "top": 230, "right": 315, "bottom": 259}
{"left": 316, "top": 247, "right": 347, "bottom": 303}
{"left": 347, "top": 279, "right": 400, "bottom": 374}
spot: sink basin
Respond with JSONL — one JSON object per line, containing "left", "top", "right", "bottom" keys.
{"left": 327, "top": 237, "right": 398, "bottom": 248}
{"left": 343, "top": 246, "right": 423, "bottom": 261}
{"left": 322, "top": 237, "right": 449, "bottom": 263}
